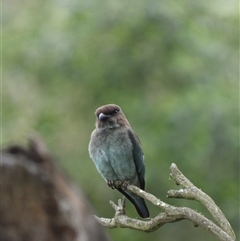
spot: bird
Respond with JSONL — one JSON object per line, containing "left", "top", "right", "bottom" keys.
{"left": 88, "top": 104, "right": 150, "bottom": 218}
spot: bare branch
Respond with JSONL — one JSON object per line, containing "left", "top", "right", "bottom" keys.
{"left": 167, "top": 163, "right": 235, "bottom": 240}
{"left": 95, "top": 163, "right": 236, "bottom": 241}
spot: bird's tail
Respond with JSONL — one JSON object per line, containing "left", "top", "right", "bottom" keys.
{"left": 117, "top": 188, "right": 150, "bottom": 218}
{"left": 132, "top": 197, "right": 150, "bottom": 219}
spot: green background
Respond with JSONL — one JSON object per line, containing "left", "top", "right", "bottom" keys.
{"left": 3, "top": 0, "right": 239, "bottom": 240}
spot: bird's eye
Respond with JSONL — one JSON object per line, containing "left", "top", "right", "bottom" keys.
{"left": 112, "top": 109, "right": 119, "bottom": 115}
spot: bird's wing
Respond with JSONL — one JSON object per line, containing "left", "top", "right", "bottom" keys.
{"left": 127, "top": 129, "right": 145, "bottom": 190}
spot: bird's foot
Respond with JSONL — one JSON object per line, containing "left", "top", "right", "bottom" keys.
{"left": 107, "top": 179, "right": 130, "bottom": 189}
{"left": 120, "top": 180, "right": 130, "bottom": 189}
{"left": 107, "top": 180, "right": 115, "bottom": 189}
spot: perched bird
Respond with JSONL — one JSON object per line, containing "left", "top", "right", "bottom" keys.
{"left": 88, "top": 104, "right": 149, "bottom": 218}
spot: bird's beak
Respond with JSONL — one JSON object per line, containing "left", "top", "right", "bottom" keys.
{"left": 99, "top": 113, "right": 110, "bottom": 121}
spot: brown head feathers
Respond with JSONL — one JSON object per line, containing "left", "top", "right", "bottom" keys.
{"left": 94, "top": 104, "right": 130, "bottom": 129}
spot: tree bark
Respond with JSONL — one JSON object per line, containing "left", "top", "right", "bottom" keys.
{"left": 1, "top": 136, "right": 110, "bottom": 241}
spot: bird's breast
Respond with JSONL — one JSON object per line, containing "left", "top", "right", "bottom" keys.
{"left": 89, "top": 128, "right": 138, "bottom": 183}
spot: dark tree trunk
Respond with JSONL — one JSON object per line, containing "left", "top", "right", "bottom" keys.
{"left": 1, "top": 136, "right": 110, "bottom": 241}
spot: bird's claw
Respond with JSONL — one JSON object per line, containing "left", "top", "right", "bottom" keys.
{"left": 107, "top": 180, "right": 130, "bottom": 189}
{"left": 107, "top": 180, "right": 115, "bottom": 189}
{"left": 120, "top": 180, "right": 130, "bottom": 188}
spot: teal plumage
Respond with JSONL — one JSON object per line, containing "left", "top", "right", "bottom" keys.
{"left": 88, "top": 104, "right": 149, "bottom": 218}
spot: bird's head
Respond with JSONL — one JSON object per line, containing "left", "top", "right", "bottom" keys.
{"left": 95, "top": 104, "right": 130, "bottom": 129}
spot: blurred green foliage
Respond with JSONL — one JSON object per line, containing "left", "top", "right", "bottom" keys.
{"left": 3, "top": 0, "right": 239, "bottom": 240}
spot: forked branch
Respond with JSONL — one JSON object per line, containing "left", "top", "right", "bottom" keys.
{"left": 95, "top": 163, "right": 235, "bottom": 241}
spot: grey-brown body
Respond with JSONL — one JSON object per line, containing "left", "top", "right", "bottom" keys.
{"left": 89, "top": 127, "right": 139, "bottom": 185}
{"left": 88, "top": 104, "right": 149, "bottom": 218}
